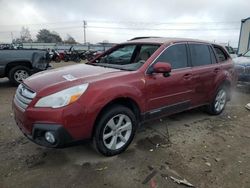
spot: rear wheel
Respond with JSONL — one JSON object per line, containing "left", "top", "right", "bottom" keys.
{"left": 8, "top": 66, "right": 31, "bottom": 86}
{"left": 93, "top": 105, "right": 137, "bottom": 156}
{"left": 55, "top": 56, "right": 61, "bottom": 63}
{"left": 206, "top": 85, "right": 227, "bottom": 115}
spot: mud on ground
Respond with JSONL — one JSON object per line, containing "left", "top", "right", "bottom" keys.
{"left": 0, "top": 62, "right": 250, "bottom": 188}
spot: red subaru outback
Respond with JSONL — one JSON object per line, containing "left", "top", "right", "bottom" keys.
{"left": 13, "top": 37, "right": 237, "bottom": 156}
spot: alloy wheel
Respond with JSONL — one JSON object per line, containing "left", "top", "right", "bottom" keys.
{"left": 14, "top": 70, "right": 29, "bottom": 82}
{"left": 102, "top": 114, "right": 132, "bottom": 150}
{"left": 214, "top": 89, "right": 226, "bottom": 113}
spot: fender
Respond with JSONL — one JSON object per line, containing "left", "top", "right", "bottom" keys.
{"left": 86, "top": 83, "right": 145, "bottom": 116}
{"left": 4, "top": 60, "right": 32, "bottom": 76}
{"left": 76, "top": 79, "right": 146, "bottom": 138}
{"left": 208, "top": 66, "right": 235, "bottom": 102}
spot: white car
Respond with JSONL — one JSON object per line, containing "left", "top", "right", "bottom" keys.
{"left": 233, "top": 49, "right": 250, "bottom": 82}
{"left": 224, "top": 45, "right": 237, "bottom": 59}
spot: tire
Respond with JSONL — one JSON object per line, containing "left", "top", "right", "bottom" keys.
{"left": 206, "top": 85, "right": 228, "bottom": 115}
{"left": 8, "top": 66, "right": 31, "bottom": 86}
{"left": 64, "top": 56, "right": 69, "bottom": 62}
{"left": 93, "top": 105, "right": 137, "bottom": 156}
{"left": 55, "top": 56, "right": 61, "bottom": 63}
{"left": 75, "top": 57, "right": 81, "bottom": 63}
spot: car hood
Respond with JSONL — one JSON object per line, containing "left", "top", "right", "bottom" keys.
{"left": 24, "top": 63, "right": 123, "bottom": 94}
{"left": 233, "top": 56, "right": 250, "bottom": 65}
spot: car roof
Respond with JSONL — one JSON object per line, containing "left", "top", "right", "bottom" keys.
{"left": 125, "top": 37, "right": 214, "bottom": 45}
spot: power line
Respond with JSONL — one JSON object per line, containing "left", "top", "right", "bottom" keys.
{"left": 0, "top": 20, "right": 241, "bottom": 27}
{"left": 0, "top": 26, "right": 240, "bottom": 34}
{"left": 0, "top": 20, "right": 82, "bottom": 27}
{"left": 82, "top": 19, "right": 241, "bottom": 25}
{"left": 87, "top": 25, "right": 240, "bottom": 31}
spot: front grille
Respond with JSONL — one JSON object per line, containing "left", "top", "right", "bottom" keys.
{"left": 245, "top": 66, "right": 250, "bottom": 74}
{"left": 14, "top": 84, "right": 36, "bottom": 111}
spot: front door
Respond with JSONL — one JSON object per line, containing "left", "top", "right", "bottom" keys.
{"left": 144, "top": 43, "right": 195, "bottom": 118}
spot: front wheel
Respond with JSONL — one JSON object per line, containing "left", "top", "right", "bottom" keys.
{"left": 206, "top": 86, "right": 228, "bottom": 115}
{"left": 8, "top": 66, "right": 31, "bottom": 86}
{"left": 93, "top": 105, "right": 137, "bottom": 156}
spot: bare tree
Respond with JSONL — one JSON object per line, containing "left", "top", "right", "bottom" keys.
{"left": 20, "top": 27, "right": 32, "bottom": 42}
{"left": 64, "top": 34, "right": 77, "bottom": 44}
{"left": 13, "top": 27, "right": 32, "bottom": 43}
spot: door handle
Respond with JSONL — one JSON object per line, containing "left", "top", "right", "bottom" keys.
{"left": 183, "top": 73, "right": 192, "bottom": 80}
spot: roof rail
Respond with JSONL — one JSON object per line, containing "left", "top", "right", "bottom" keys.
{"left": 129, "top": 36, "right": 160, "bottom": 41}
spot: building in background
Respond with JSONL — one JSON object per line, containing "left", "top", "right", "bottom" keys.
{"left": 238, "top": 17, "right": 250, "bottom": 54}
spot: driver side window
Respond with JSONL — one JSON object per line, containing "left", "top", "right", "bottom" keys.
{"left": 155, "top": 44, "right": 188, "bottom": 69}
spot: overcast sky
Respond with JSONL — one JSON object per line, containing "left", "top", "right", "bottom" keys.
{"left": 0, "top": 0, "right": 249, "bottom": 47}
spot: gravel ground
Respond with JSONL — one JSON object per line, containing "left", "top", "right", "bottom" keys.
{"left": 0, "top": 62, "right": 250, "bottom": 188}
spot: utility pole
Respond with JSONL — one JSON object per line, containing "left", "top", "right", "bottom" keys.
{"left": 83, "top": 20, "right": 87, "bottom": 44}
{"left": 11, "top": 32, "right": 13, "bottom": 43}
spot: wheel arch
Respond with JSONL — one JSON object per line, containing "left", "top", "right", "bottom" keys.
{"left": 220, "top": 79, "right": 232, "bottom": 101}
{"left": 91, "top": 97, "right": 141, "bottom": 138}
{"left": 5, "top": 61, "right": 32, "bottom": 77}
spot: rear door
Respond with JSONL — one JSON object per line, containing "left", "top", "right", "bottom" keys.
{"left": 188, "top": 43, "right": 221, "bottom": 106}
{"left": 145, "top": 43, "right": 195, "bottom": 118}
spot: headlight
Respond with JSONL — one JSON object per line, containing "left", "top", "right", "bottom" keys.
{"left": 35, "top": 83, "right": 89, "bottom": 108}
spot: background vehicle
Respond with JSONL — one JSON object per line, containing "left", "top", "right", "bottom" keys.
{"left": 64, "top": 47, "right": 81, "bottom": 62}
{"left": 0, "top": 43, "right": 14, "bottom": 49}
{"left": 220, "top": 44, "right": 237, "bottom": 58}
{"left": 48, "top": 49, "right": 61, "bottom": 62}
{"left": 13, "top": 37, "right": 236, "bottom": 156}
{"left": 234, "top": 49, "right": 250, "bottom": 82}
{"left": 0, "top": 49, "right": 50, "bottom": 85}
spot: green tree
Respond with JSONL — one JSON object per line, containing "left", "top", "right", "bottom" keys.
{"left": 36, "top": 29, "right": 62, "bottom": 43}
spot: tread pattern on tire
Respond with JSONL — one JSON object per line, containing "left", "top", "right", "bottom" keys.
{"left": 93, "top": 105, "right": 137, "bottom": 156}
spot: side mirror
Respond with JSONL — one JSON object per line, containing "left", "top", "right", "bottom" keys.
{"left": 150, "top": 62, "right": 172, "bottom": 77}
{"left": 238, "top": 53, "right": 242, "bottom": 57}
{"left": 153, "top": 62, "right": 171, "bottom": 73}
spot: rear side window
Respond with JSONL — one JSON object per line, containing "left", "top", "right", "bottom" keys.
{"left": 189, "top": 44, "right": 212, "bottom": 66}
{"left": 155, "top": 44, "right": 188, "bottom": 69}
{"left": 214, "top": 46, "right": 227, "bottom": 62}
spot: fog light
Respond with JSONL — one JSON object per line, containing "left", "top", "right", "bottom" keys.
{"left": 45, "top": 131, "right": 56, "bottom": 144}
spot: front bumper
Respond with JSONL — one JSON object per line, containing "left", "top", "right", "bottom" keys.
{"left": 20, "top": 123, "right": 72, "bottom": 147}
{"left": 12, "top": 92, "right": 93, "bottom": 147}
{"left": 238, "top": 74, "right": 250, "bottom": 82}
{"left": 12, "top": 83, "right": 97, "bottom": 147}
{"left": 235, "top": 65, "right": 250, "bottom": 82}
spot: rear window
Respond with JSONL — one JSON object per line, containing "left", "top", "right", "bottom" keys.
{"left": 154, "top": 44, "right": 188, "bottom": 69}
{"left": 189, "top": 44, "right": 212, "bottom": 66}
{"left": 213, "top": 46, "right": 228, "bottom": 62}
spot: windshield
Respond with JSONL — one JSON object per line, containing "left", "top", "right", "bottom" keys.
{"left": 88, "top": 44, "right": 160, "bottom": 71}
{"left": 243, "top": 50, "right": 250, "bottom": 57}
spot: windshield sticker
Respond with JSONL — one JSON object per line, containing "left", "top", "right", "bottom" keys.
{"left": 62, "top": 74, "right": 77, "bottom": 81}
